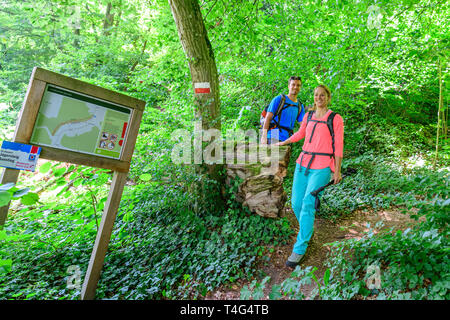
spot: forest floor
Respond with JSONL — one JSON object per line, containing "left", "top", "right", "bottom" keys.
{"left": 204, "top": 207, "right": 422, "bottom": 300}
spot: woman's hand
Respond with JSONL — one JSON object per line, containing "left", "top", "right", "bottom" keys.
{"left": 273, "top": 138, "right": 291, "bottom": 147}
{"left": 333, "top": 170, "right": 342, "bottom": 184}
{"left": 333, "top": 156, "right": 343, "bottom": 184}
{"left": 274, "top": 141, "right": 287, "bottom": 147}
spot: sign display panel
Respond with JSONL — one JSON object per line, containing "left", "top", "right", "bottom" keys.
{"left": 30, "top": 85, "right": 132, "bottom": 160}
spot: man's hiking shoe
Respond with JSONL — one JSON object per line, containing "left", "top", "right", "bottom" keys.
{"left": 286, "top": 252, "right": 304, "bottom": 269}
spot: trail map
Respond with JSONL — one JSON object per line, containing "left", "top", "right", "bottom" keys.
{"left": 30, "top": 85, "right": 131, "bottom": 159}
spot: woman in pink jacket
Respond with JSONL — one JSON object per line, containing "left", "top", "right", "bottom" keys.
{"left": 275, "top": 84, "right": 344, "bottom": 268}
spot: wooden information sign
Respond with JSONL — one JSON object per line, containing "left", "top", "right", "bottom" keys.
{"left": 0, "top": 67, "right": 145, "bottom": 300}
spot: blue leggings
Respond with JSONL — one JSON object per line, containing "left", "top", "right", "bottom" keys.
{"left": 291, "top": 163, "right": 331, "bottom": 255}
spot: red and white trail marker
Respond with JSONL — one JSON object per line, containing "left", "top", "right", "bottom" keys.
{"left": 194, "top": 82, "right": 211, "bottom": 94}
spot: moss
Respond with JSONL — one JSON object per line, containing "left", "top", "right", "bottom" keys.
{"left": 245, "top": 163, "right": 263, "bottom": 176}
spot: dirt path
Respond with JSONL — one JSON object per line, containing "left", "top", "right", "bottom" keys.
{"left": 204, "top": 207, "right": 421, "bottom": 300}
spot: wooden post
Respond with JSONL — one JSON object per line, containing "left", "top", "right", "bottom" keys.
{"left": 0, "top": 169, "right": 20, "bottom": 225}
{"left": 80, "top": 83, "right": 143, "bottom": 300}
{"left": 0, "top": 71, "right": 46, "bottom": 226}
{"left": 81, "top": 171, "right": 128, "bottom": 300}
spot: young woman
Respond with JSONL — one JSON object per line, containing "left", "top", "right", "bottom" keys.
{"left": 275, "top": 84, "right": 344, "bottom": 268}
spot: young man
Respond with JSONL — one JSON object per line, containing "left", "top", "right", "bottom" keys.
{"left": 260, "top": 76, "right": 305, "bottom": 144}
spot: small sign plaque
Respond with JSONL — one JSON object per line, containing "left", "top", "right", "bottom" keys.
{"left": 0, "top": 141, "right": 41, "bottom": 172}
{"left": 194, "top": 82, "right": 211, "bottom": 94}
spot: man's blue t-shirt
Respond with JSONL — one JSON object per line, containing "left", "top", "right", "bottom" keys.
{"left": 267, "top": 95, "right": 305, "bottom": 142}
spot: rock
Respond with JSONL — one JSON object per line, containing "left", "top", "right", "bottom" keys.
{"left": 224, "top": 142, "right": 291, "bottom": 218}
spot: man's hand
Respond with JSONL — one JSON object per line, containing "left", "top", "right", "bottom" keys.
{"left": 260, "top": 112, "right": 274, "bottom": 145}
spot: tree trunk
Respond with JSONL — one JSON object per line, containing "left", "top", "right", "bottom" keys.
{"left": 69, "top": 5, "right": 81, "bottom": 48}
{"left": 434, "top": 57, "right": 443, "bottom": 168}
{"left": 168, "top": 0, "right": 221, "bottom": 131}
{"left": 103, "top": 2, "right": 115, "bottom": 36}
{"left": 168, "top": 0, "right": 224, "bottom": 211}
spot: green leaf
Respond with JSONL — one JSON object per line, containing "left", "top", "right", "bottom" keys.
{"left": 269, "top": 284, "right": 282, "bottom": 300}
{"left": 26, "top": 292, "right": 37, "bottom": 299}
{"left": 359, "top": 285, "right": 370, "bottom": 297}
{"left": 0, "top": 259, "right": 12, "bottom": 273}
{"left": 240, "top": 285, "right": 252, "bottom": 299}
{"left": 39, "top": 162, "right": 52, "bottom": 174}
{"left": 0, "top": 191, "right": 12, "bottom": 207}
{"left": 53, "top": 167, "right": 66, "bottom": 177}
{"left": 0, "top": 183, "right": 15, "bottom": 191}
{"left": 69, "top": 172, "right": 79, "bottom": 180}
{"left": 323, "top": 269, "right": 331, "bottom": 286}
{"left": 20, "top": 192, "right": 39, "bottom": 206}
{"left": 139, "top": 173, "right": 152, "bottom": 181}
{"left": 12, "top": 187, "right": 30, "bottom": 198}
{"left": 344, "top": 272, "right": 353, "bottom": 282}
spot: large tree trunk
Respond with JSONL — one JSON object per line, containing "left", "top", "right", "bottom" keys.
{"left": 168, "top": 0, "right": 221, "bottom": 132}
{"left": 168, "top": 0, "right": 224, "bottom": 211}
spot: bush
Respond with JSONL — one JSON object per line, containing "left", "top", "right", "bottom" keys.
{"left": 323, "top": 219, "right": 449, "bottom": 300}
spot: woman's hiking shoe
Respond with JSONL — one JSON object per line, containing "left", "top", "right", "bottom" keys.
{"left": 286, "top": 252, "right": 304, "bottom": 268}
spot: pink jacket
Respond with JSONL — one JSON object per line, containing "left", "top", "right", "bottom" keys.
{"left": 290, "top": 110, "right": 344, "bottom": 172}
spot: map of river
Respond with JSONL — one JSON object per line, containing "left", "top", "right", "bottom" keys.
{"left": 30, "top": 85, "right": 131, "bottom": 159}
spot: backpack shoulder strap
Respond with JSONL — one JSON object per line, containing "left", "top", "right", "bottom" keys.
{"left": 326, "top": 112, "right": 337, "bottom": 135}
{"left": 274, "top": 94, "right": 286, "bottom": 117}
{"left": 327, "top": 111, "right": 337, "bottom": 155}
{"left": 307, "top": 110, "right": 314, "bottom": 123}
{"left": 296, "top": 100, "right": 303, "bottom": 119}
